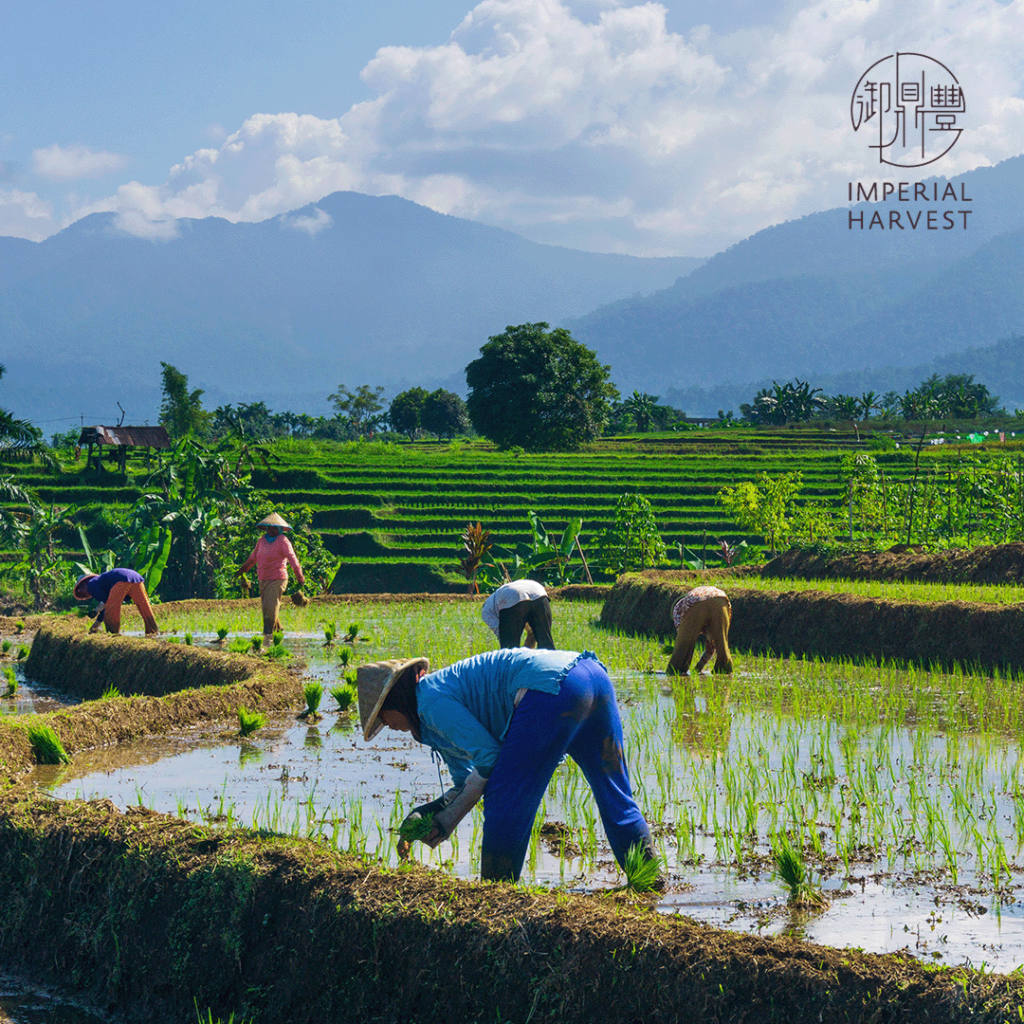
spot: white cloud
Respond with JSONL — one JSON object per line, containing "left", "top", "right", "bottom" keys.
{"left": 33, "top": 144, "right": 129, "bottom": 181}
{"left": 54, "top": 0, "right": 1024, "bottom": 253}
{"left": 280, "top": 207, "right": 334, "bottom": 235}
{"left": 0, "top": 188, "right": 56, "bottom": 241}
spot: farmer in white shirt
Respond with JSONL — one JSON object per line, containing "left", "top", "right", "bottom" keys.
{"left": 666, "top": 585, "right": 734, "bottom": 676}
{"left": 481, "top": 579, "right": 555, "bottom": 649}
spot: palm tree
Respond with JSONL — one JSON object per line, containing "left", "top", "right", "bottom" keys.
{"left": 858, "top": 391, "right": 879, "bottom": 421}
{"left": 623, "top": 391, "right": 658, "bottom": 433}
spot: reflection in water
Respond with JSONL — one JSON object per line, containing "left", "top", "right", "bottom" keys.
{"left": 0, "top": 974, "right": 112, "bottom": 1024}
{"left": 668, "top": 677, "right": 733, "bottom": 754}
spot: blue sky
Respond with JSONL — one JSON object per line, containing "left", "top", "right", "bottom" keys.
{"left": 2, "top": 0, "right": 1022, "bottom": 255}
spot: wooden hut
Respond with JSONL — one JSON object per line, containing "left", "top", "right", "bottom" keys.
{"left": 78, "top": 425, "right": 171, "bottom": 473}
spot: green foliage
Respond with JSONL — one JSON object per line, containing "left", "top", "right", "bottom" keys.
{"left": 1, "top": 639, "right": 10, "bottom": 654}
{"left": 265, "top": 642, "right": 290, "bottom": 660}
{"left": 388, "top": 387, "right": 430, "bottom": 440}
{"left": 717, "top": 471, "right": 802, "bottom": 555}
{"left": 272, "top": 630, "right": 283, "bottom": 646}
{"left": 399, "top": 811, "right": 435, "bottom": 842}
{"left": 3, "top": 665, "right": 16, "bottom": 697}
{"left": 328, "top": 384, "right": 386, "bottom": 436}
{"left": 160, "top": 362, "right": 211, "bottom": 440}
{"left": 100, "top": 684, "right": 121, "bottom": 699}
{"left": 322, "top": 621, "right": 337, "bottom": 646}
{"left": 594, "top": 493, "right": 666, "bottom": 575}
{"left": 26, "top": 723, "right": 71, "bottom": 765}
{"left": 338, "top": 646, "right": 351, "bottom": 667}
{"left": 302, "top": 680, "right": 324, "bottom": 716}
{"left": 184, "top": 632, "right": 193, "bottom": 645}
{"left": 623, "top": 842, "right": 663, "bottom": 892}
{"left": 16, "top": 645, "right": 28, "bottom": 661}
{"left": 216, "top": 626, "right": 230, "bottom": 642}
{"left": 477, "top": 511, "right": 585, "bottom": 588}
{"left": 465, "top": 323, "right": 618, "bottom": 451}
{"left": 773, "top": 835, "right": 826, "bottom": 907}
{"left": 421, "top": 389, "right": 469, "bottom": 440}
{"left": 342, "top": 623, "right": 360, "bottom": 643}
{"left": 330, "top": 683, "right": 356, "bottom": 712}
{"left": 236, "top": 706, "right": 265, "bottom": 737}
{"left": 227, "top": 637, "right": 252, "bottom": 654}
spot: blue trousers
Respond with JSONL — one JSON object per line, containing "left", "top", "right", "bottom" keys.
{"left": 479, "top": 657, "right": 653, "bottom": 882}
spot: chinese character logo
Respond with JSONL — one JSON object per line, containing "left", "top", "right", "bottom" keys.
{"left": 851, "top": 53, "right": 965, "bottom": 167}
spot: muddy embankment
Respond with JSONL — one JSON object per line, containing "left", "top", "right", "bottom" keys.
{"left": 601, "top": 571, "right": 1024, "bottom": 673}
{"left": 2, "top": 787, "right": 1024, "bottom": 1024}
{"left": 0, "top": 619, "right": 304, "bottom": 780}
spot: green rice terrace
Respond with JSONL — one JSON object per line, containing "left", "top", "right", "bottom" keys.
{"left": 4, "top": 427, "right": 1023, "bottom": 596}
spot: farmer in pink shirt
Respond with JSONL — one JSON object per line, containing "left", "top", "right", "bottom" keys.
{"left": 238, "top": 513, "right": 306, "bottom": 643}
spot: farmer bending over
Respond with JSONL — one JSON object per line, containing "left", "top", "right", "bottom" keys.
{"left": 480, "top": 579, "right": 554, "bottom": 649}
{"left": 237, "top": 513, "right": 306, "bottom": 645}
{"left": 358, "top": 648, "right": 657, "bottom": 883}
{"left": 74, "top": 568, "right": 159, "bottom": 635}
{"left": 666, "top": 585, "right": 733, "bottom": 676}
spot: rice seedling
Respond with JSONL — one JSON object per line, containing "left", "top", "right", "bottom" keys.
{"left": 100, "top": 683, "right": 121, "bottom": 699}
{"left": 622, "top": 842, "right": 663, "bottom": 893}
{"left": 16, "top": 645, "right": 28, "bottom": 661}
{"left": 301, "top": 680, "right": 324, "bottom": 718}
{"left": 237, "top": 706, "right": 266, "bottom": 737}
{"left": 338, "top": 646, "right": 351, "bottom": 667}
{"left": 330, "top": 683, "right": 356, "bottom": 713}
{"left": 398, "top": 811, "right": 435, "bottom": 842}
{"left": 266, "top": 641, "right": 290, "bottom": 661}
{"left": 773, "top": 835, "right": 827, "bottom": 908}
{"left": 184, "top": 632, "right": 193, "bottom": 646}
{"left": 194, "top": 1000, "right": 252, "bottom": 1024}
{"left": 343, "top": 622, "right": 361, "bottom": 643}
{"left": 26, "top": 723, "right": 71, "bottom": 765}
{"left": 1, "top": 639, "right": 11, "bottom": 654}
{"left": 272, "top": 630, "right": 283, "bottom": 646}
{"left": 322, "top": 621, "right": 337, "bottom": 646}
{"left": 215, "top": 626, "right": 229, "bottom": 643}
{"left": 14, "top": 621, "right": 24, "bottom": 634}
{"left": 250, "top": 635, "right": 263, "bottom": 653}
{"left": 227, "top": 637, "right": 252, "bottom": 654}
{"left": 2, "top": 666, "right": 16, "bottom": 697}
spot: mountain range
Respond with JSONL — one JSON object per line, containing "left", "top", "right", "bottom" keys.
{"left": 2, "top": 154, "right": 1022, "bottom": 429}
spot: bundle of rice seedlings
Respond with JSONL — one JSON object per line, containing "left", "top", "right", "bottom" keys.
{"left": 250, "top": 636, "right": 263, "bottom": 653}
{"left": 773, "top": 835, "right": 827, "bottom": 908}
{"left": 26, "top": 723, "right": 71, "bottom": 765}
{"left": 272, "top": 630, "right": 284, "bottom": 646}
{"left": 302, "top": 680, "right": 324, "bottom": 717}
{"left": 291, "top": 590, "right": 309, "bottom": 607}
{"left": 14, "top": 621, "right": 24, "bottom": 634}
{"left": 343, "top": 622, "right": 361, "bottom": 643}
{"left": 266, "top": 642, "right": 290, "bottom": 661}
{"left": 184, "top": 632, "right": 193, "bottom": 646}
{"left": 322, "top": 622, "right": 337, "bottom": 646}
{"left": 3, "top": 666, "right": 16, "bottom": 697}
{"left": 215, "top": 626, "right": 229, "bottom": 643}
{"left": 227, "top": 637, "right": 252, "bottom": 654}
{"left": 338, "top": 647, "right": 351, "bottom": 667}
{"left": 16, "top": 646, "right": 28, "bottom": 661}
{"left": 1, "top": 639, "right": 11, "bottom": 654}
{"left": 623, "top": 842, "right": 664, "bottom": 893}
{"left": 399, "top": 812, "right": 435, "bottom": 843}
{"left": 237, "top": 706, "right": 266, "bottom": 737}
{"left": 329, "top": 683, "right": 356, "bottom": 713}
{"left": 100, "top": 684, "right": 121, "bottom": 700}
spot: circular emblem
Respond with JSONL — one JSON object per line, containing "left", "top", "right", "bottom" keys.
{"left": 851, "top": 53, "right": 964, "bottom": 168}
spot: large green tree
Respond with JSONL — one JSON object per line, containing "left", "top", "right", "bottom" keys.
{"left": 388, "top": 387, "right": 430, "bottom": 440}
{"left": 160, "top": 362, "right": 210, "bottom": 439}
{"left": 465, "top": 324, "right": 618, "bottom": 451}
{"left": 422, "top": 389, "right": 469, "bottom": 440}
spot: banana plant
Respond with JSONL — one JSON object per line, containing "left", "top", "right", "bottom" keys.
{"left": 476, "top": 511, "right": 585, "bottom": 589}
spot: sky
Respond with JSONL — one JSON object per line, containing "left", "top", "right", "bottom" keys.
{"left": 1, "top": 0, "right": 1022, "bottom": 256}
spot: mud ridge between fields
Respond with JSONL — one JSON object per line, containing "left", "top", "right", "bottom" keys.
{"left": 601, "top": 570, "right": 1024, "bottom": 673}
{"left": 1, "top": 787, "right": 1023, "bottom": 1024}
{"left": 0, "top": 620, "right": 304, "bottom": 780}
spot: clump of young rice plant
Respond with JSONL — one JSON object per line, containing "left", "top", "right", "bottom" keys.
{"left": 266, "top": 640, "right": 290, "bottom": 660}
{"left": 237, "top": 706, "right": 266, "bottom": 737}
{"left": 101, "top": 684, "right": 121, "bottom": 700}
{"left": 399, "top": 812, "right": 435, "bottom": 842}
{"left": 343, "top": 622, "right": 361, "bottom": 643}
{"left": 14, "top": 621, "right": 24, "bottom": 634}
{"left": 194, "top": 999, "right": 252, "bottom": 1024}
{"left": 1, "top": 639, "right": 11, "bottom": 654}
{"left": 227, "top": 637, "right": 252, "bottom": 654}
{"left": 26, "top": 723, "right": 71, "bottom": 765}
{"left": 2, "top": 666, "right": 16, "bottom": 697}
{"left": 215, "top": 626, "right": 229, "bottom": 643}
{"left": 16, "top": 645, "right": 28, "bottom": 661}
{"left": 272, "top": 630, "right": 283, "bottom": 646}
{"left": 300, "top": 680, "right": 324, "bottom": 719}
{"left": 184, "top": 632, "right": 193, "bottom": 646}
{"left": 330, "top": 683, "right": 356, "bottom": 713}
{"left": 322, "top": 622, "right": 337, "bottom": 646}
{"left": 250, "top": 636, "right": 262, "bottom": 653}
{"left": 773, "top": 836, "right": 827, "bottom": 908}
{"left": 622, "top": 842, "right": 663, "bottom": 893}
{"left": 338, "top": 646, "right": 351, "bottom": 668}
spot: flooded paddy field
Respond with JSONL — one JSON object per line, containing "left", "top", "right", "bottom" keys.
{"left": 10, "top": 597, "right": 1024, "bottom": 977}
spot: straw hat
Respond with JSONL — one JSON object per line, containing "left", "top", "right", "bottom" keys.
{"left": 257, "top": 512, "right": 291, "bottom": 530}
{"left": 357, "top": 657, "right": 430, "bottom": 741}
{"left": 74, "top": 573, "right": 98, "bottom": 600}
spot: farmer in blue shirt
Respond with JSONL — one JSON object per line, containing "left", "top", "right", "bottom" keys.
{"left": 74, "top": 567, "right": 159, "bottom": 635}
{"left": 357, "top": 648, "right": 656, "bottom": 883}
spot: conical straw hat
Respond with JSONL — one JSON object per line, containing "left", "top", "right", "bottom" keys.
{"left": 257, "top": 512, "right": 291, "bottom": 529}
{"left": 357, "top": 657, "right": 430, "bottom": 740}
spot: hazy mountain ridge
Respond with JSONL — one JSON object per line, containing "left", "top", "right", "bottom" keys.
{"left": 0, "top": 192, "right": 704, "bottom": 424}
